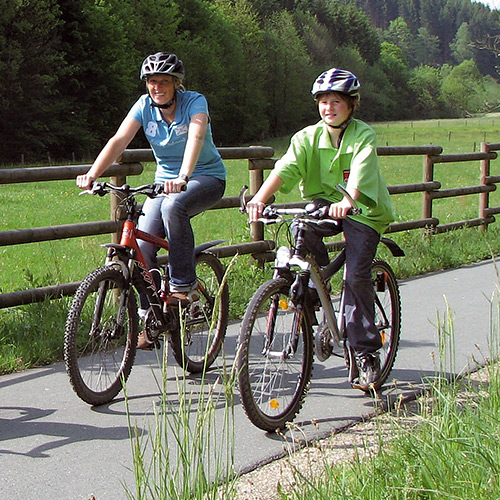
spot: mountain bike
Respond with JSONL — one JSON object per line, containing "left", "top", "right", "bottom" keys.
{"left": 237, "top": 185, "right": 404, "bottom": 431}
{"left": 63, "top": 182, "right": 229, "bottom": 406}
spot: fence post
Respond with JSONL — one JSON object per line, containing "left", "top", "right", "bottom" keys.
{"left": 422, "top": 154, "right": 435, "bottom": 234}
{"left": 109, "top": 172, "right": 127, "bottom": 244}
{"left": 248, "top": 158, "right": 264, "bottom": 243}
{"left": 479, "top": 142, "right": 490, "bottom": 232}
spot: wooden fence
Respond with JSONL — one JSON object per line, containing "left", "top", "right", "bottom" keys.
{"left": 0, "top": 142, "right": 499, "bottom": 309}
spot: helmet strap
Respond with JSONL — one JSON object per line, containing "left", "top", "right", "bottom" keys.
{"left": 327, "top": 115, "right": 352, "bottom": 131}
{"left": 150, "top": 91, "right": 177, "bottom": 109}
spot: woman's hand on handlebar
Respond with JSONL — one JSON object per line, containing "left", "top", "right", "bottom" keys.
{"left": 76, "top": 174, "right": 95, "bottom": 190}
{"left": 163, "top": 177, "right": 187, "bottom": 194}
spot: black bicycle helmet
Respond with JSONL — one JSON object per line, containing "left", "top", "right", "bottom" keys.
{"left": 140, "top": 52, "right": 185, "bottom": 81}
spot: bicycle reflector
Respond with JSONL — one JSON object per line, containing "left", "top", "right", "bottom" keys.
{"left": 269, "top": 399, "right": 280, "bottom": 409}
{"left": 279, "top": 299, "right": 289, "bottom": 310}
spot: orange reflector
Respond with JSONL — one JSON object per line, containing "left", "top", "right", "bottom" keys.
{"left": 279, "top": 299, "right": 289, "bottom": 310}
{"left": 381, "top": 331, "right": 387, "bottom": 344}
{"left": 269, "top": 399, "right": 280, "bottom": 409}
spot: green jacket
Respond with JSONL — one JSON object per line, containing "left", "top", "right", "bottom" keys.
{"left": 274, "top": 118, "right": 395, "bottom": 234}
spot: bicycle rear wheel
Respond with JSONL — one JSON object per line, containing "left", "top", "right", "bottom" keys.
{"left": 64, "top": 266, "right": 139, "bottom": 405}
{"left": 370, "top": 258, "right": 401, "bottom": 390}
{"left": 170, "top": 252, "right": 229, "bottom": 373}
{"left": 237, "top": 277, "right": 314, "bottom": 432}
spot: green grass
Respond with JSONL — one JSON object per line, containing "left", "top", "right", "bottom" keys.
{"left": 277, "top": 302, "right": 500, "bottom": 500}
{"left": 279, "top": 367, "right": 500, "bottom": 500}
{"left": 1, "top": 114, "right": 500, "bottom": 373}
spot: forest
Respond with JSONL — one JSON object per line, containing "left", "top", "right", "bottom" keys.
{"left": 1, "top": 0, "right": 499, "bottom": 164}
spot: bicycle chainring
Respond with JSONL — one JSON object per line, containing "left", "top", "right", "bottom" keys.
{"left": 315, "top": 323, "right": 333, "bottom": 362}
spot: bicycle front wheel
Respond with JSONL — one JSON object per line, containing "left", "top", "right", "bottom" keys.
{"left": 170, "top": 252, "right": 229, "bottom": 373}
{"left": 371, "top": 258, "right": 401, "bottom": 390}
{"left": 237, "top": 277, "right": 314, "bottom": 432}
{"left": 64, "top": 266, "right": 139, "bottom": 405}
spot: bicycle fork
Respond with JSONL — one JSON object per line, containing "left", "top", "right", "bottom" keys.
{"left": 89, "top": 279, "right": 129, "bottom": 339}
{"left": 263, "top": 292, "right": 305, "bottom": 360}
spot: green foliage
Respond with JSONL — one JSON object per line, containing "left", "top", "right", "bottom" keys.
{"left": 0, "top": 0, "right": 500, "bottom": 163}
{"left": 409, "top": 65, "right": 449, "bottom": 118}
{"left": 263, "top": 10, "right": 315, "bottom": 135}
{"left": 450, "top": 21, "right": 475, "bottom": 63}
{"left": 441, "top": 59, "right": 485, "bottom": 115}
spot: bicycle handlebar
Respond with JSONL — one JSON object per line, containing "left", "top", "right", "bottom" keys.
{"left": 238, "top": 184, "right": 362, "bottom": 224}
{"left": 79, "top": 181, "right": 185, "bottom": 198}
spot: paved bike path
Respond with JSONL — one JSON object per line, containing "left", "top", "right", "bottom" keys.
{"left": 0, "top": 259, "right": 498, "bottom": 499}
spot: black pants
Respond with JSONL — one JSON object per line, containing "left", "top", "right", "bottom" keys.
{"left": 294, "top": 217, "right": 382, "bottom": 354}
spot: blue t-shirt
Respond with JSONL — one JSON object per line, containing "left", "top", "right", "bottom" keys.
{"left": 127, "top": 90, "right": 226, "bottom": 183}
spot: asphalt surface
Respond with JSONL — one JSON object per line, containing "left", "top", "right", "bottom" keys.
{"left": 1, "top": 258, "right": 499, "bottom": 499}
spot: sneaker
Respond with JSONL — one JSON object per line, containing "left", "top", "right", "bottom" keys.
{"left": 165, "top": 290, "right": 200, "bottom": 308}
{"left": 137, "top": 331, "right": 154, "bottom": 350}
{"left": 352, "top": 352, "right": 381, "bottom": 391}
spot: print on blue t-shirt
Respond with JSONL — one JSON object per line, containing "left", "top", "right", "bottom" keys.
{"left": 127, "top": 90, "right": 226, "bottom": 183}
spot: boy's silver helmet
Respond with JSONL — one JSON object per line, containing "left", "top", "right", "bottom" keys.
{"left": 311, "top": 68, "right": 360, "bottom": 98}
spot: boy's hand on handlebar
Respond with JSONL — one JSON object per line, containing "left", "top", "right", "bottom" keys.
{"left": 246, "top": 200, "right": 265, "bottom": 223}
{"left": 328, "top": 197, "right": 354, "bottom": 219}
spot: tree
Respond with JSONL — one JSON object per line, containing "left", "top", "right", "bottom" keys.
{"left": 262, "top": 10, "right": 314, "bottom": 135}
{"left": 293, "top": 9, "right": 335, "bottom": 66}
{"left": 409, "top": 65, "right": 448, "bottom": 118}
{"left": 384, "top": 17, "right": 413, "bottom": 62}
{"left": 450, "top": 22, "right": 475, "bottom": 63}
{"left": 212, "top": 0, "right": 269, "bottom": 142}
{"left": 414, "top": 27, "right": 441, "bottom": 66}
{"left": 55, "top": 0, "right": 137, "bottom": 157}
{"left": 378, "top": 41, "right": 414, "bottom": 118}
{"left": 441, "top": 59, "right": 485, "bottom": 115}
{"left": 399, "top": 0, "right": 421, "bottom": 33}
{"left": 308, "top": 0, "right": 381, "bottom": 65}
{"left": 0, "top": 0, "right": 66, "bottom": 163}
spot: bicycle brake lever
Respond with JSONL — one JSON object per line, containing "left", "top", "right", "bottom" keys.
{"left": 151, "top": 183, "right": 164, "bottom": 197}
{"left": 78, "top": 182, "right": 107, "bottom": 196}
{"left": 335, "top": 183, "right": 362, "bottom": 215}
{"left": 239, "top": 185, "right": 249, "bottom": 214}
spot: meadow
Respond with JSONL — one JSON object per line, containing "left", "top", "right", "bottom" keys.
{"left": 0, "top": 114, "right": 500, "bottom": 373}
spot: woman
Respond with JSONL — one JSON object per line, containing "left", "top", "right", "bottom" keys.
{"left": 76, "top": 52, "right": 226, "bottom": 349}
{"left": 246, "top": 68, "right": 395, "bottom": 390}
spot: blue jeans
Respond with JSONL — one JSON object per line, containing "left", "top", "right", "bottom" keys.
{"left": 137, "top": 175, "right": 225, "bottom": 293}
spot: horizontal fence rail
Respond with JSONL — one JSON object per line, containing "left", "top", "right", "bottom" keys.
{"left": 0, "top": 143, "right": 499, "bottom": 309}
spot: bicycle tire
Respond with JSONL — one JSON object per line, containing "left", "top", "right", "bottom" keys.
{"left": 64, "top": 266, "right": 139, "bottom": 405}
{"left": 370, "top": 258, "right": 401, "bottom": 390}
{"left": 170, "top": 252, "right": 229, "bottom": 373}
{"left": 237, "top": 277, "right": 314, "bottom": 432}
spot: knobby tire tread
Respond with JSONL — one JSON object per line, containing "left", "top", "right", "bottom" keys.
{"left": 371, "top": 258, "right": 401, "bottom": 390}
{"left": 63, "top": 266, "right": 138, "bottom": 405}
{"left": 170, "top": 252, "right": 229, "bottom": 373}
{"left": 237, "top": 277, "right": 314, "bottom": 432}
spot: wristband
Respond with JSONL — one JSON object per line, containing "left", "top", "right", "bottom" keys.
{"left": 179, "top": 174, "right": 189, "bottom": 183}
